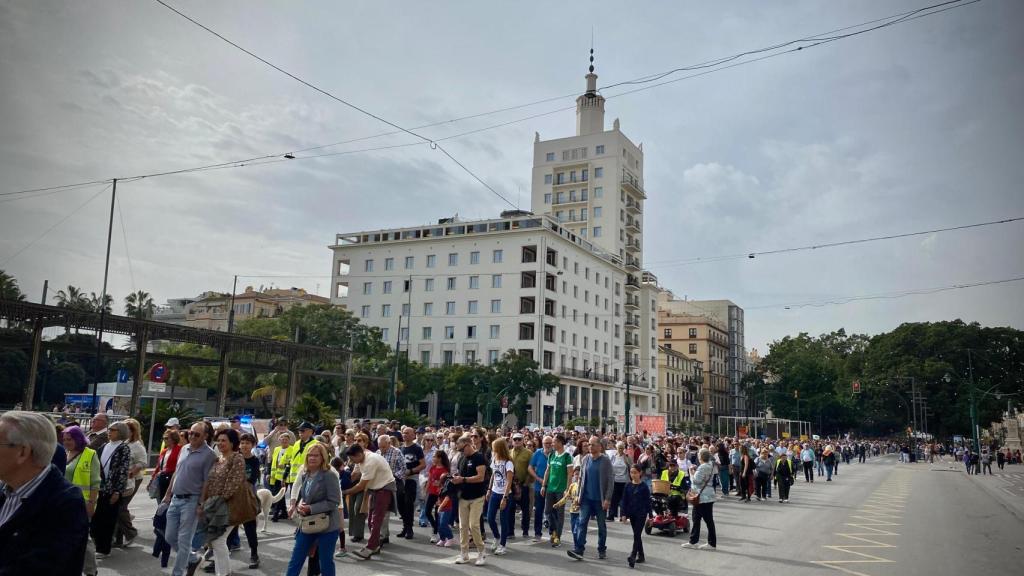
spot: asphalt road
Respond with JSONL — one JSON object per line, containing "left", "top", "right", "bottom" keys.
{"left": 94, "top": 454, "right": 1021, "bottom": 576}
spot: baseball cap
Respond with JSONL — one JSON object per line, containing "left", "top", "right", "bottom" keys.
{"left": 164, "top": 417, "right": 180, "bottom": 427}
{"left": 512, "top": 433, "right": 524, "bottom": 440}
{"left": 230, "top": 415, "right": 241, "bottom": 423}
{"left": 298, "top": 421, "right": 315, "bottom": 431}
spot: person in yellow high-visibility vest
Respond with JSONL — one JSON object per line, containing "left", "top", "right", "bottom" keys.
{"left": 61, "top": 425, "right": 101, "bottom": 576}
{"left": 269, "top": 431, "right": 293, "bottom": 522}
{"left": 659, "top": 459, "right": 688, "bottom": 516}
{"left": 287, "top": 422, "right": 317, "bottom": 484}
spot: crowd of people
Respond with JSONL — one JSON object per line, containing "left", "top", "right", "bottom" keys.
{"left": 0, "top": 408, "right": 930, "bottom": 576}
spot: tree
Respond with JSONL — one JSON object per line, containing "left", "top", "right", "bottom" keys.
{"left": 291, "top": 394, "right": 336, "bottom": 428}
{"left": 484, "top": 350, "right": 559, "bottom": 426}
{"left": 124, "top": 290, "right": 156, "bottom": 319}
{"left": 0, "top": 270, "right": 25, "bottom": 301}
{"left": 54, "top": 285, "right": 89, "bottom": 310}
{"left": 89, "top": 292, "right": 113, "bottom": 314}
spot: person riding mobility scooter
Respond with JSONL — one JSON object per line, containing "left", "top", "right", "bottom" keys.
{"left": 646, "top": 460, "right": 690, "bottom": 536}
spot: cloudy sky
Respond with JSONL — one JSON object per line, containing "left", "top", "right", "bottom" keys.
{"left": 1, "top": 0, "right": 1021, "bottom": 353}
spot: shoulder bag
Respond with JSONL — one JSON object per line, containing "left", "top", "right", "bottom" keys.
{"left": 686, "top": 467, "right": 711, "bottom": 506}
{"left": 227, "top": 457, "right": 260, "bottom": 526}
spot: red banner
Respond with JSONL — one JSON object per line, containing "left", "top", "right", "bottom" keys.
{"left": 635, "top": 414, "right": 666, "bottom": 436}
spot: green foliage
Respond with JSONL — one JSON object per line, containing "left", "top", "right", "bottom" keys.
{"left": 379, "top": 408, "right": 428, "bottom": 427}
{"left": 291, "top": 394, "right": 337, "bottom": 428}
{"left": 135, "top": 402, "right": 198, "bottom": 452}
{"left": 124, "top": 290, "right": 156, "bottom": 319}
{"left": 0, "top": 270, "right": 25, "bottom": 301}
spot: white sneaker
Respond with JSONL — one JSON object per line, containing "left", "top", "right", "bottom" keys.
{"left": 475, "top": 555, "right": 487, "bottom": 566}
{"left": 491, "top": 541, "right": 499, "bottom": 552}
{"left": 680, "top": 542, "right": 696, "bottom": 549}
{"left": 430, "top": 534, "right": 439, "bottom": 544}
{"left": 455, "top": 554, "right": 470, "bottom": 564}
{"left": 494, "top": 545, "right": 507, "bottom": 556}
{"left": 698, "top": 543, "right": 716, "bottom": 550}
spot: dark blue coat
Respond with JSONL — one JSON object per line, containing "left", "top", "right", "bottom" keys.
{"left": 620, "top": 480, "right": 652, "bottom": 518}
{"left": 0, "top": 465, "right": 88, "bottom": 576}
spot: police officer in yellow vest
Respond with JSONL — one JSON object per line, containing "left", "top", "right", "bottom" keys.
{"left": 62, "top": 426, "right": 101, "bottom": 576}
{"left": 288, "top": 422, "right": 318, "bottom": 484}
{"left": 269, "top": 431, "right": 293, "bottom": 522}
{"left": 660, "top": 459, "right": 689, "bottom": 516}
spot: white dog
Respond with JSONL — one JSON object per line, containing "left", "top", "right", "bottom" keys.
{"left": 256, "top": 486, "right": 288, "bottom": 533}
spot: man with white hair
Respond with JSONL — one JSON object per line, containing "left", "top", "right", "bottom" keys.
{"left": 0, "top": 411, "right": 89, "bottom": 574}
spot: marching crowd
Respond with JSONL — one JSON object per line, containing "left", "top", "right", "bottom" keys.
{"left": 0, "top": 409, "right": 893, "bottom": 576}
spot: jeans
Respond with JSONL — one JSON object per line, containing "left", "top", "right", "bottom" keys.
{"left": 458, "top": 495, "right": 486, "bottom": 556}
{"left": 718, "top": 469, "right": 730, "bottom": 495}
{"left": 609, "top": 482, "right": 625, "bottom": 520}
{"left": 628, "top": 514, "right": 646, "bottom": 559}
{"left": 817, "top": 459, "right": 825, "bottom": 475}
{"left": 543, "top": 490, "right": 565, "bottom": 540}
{"left": 532, "top": 490, "right": 545, "bottom": 536}
{"left": 689, "top": 502, "right": 716, "bottom": 547}
{"left": 286, "top": 529, "right": 338, "bottom": 576}
{"left": 165, "top": 495, "right": 200, "bottom": 576}
{"left": 437, "top": 508, "right": 454, "bottom": 541}
{"left": 486, "top": 492, "right": 511, "bottom": 546}
{"left": 826, "top": 465, "right": 833, "bottom": 481}
{"left": 425, "top": 494, "right": 439, "bottom": 534}
{"left": 572, "top": 498, "right": 606, "bottom": 554}
{"left": 755, "top": 473, "right": 769, "bottom": 499}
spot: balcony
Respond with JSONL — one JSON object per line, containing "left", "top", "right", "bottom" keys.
{"left": 560, "top": 367, "right": 615, "bottom": 384}
{"left": 625, "top": 238, "right": 641, "bottom": 254}
{"left": 625, "top": 276, "right": 641, "bottom": 291}
{"left": 553, "top": 175, "right": 589, "bottom": 187}
{"left": 624, "top": 296, "right": 639, "bottom": 310}
{"left": 625, "top": 196, "right": 643, "bottom": 214}
{"left": 622, "top": 175, "right": 645, "bottom": 199}
{"left": 624, "top": 317, "right": 639, "bottom": 328}
{"left": 552, "top": 192, "right": 588, "bottom": 206}
{"left": 625, "top": 219, "right": 641, "bottom": 233}
{"left": 625, "top": 257, "right": 640, "bottom": 272}
{"left": 558, "top": 215, "right": 588, "bottom": 224}
{"left": 624, "top": 338, "right": 639, "bottom": 350}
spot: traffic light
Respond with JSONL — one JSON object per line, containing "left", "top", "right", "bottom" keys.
{"left": 852, "top": 380, "right": 861, "bottom": 393}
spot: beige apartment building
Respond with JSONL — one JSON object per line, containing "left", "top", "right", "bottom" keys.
{"left": 173, "top": 287, "right": 330, "bottom": 331}
{"left": 658, "top": 345, "right": 704, "bottom": 432}
{"left": 657, "top": 297, "right": 729, "bottom": 428}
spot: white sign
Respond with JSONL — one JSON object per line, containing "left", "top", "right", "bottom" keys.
{"left": 501, "top": 407, "right": 508, "bottom": 414}
{"left": 148, "top": 383, "right": 166, "bottom": 393}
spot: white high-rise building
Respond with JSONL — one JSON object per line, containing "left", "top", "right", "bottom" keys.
{"left": 329, "top": 55, "right": 658, "bottom": 429}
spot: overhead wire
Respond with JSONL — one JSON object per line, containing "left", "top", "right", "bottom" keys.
{"left": 2, "top": 0, "right": 980, "bottom": 200}
{"left": 116, "top": 195, "right": 137, "bottom": 293}
{"left": 0, "top": 184, "right": 112, "bottom": 267}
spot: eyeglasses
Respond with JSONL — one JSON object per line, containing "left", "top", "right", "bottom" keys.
{"left": 189, "top": 432, "right": 204, "bottom": 437}
{"left": 0, "top": 443, "right": 21, "bottom": 449}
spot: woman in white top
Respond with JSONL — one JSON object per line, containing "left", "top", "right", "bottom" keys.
{"left": 608, "top": 441, "right": 633, "bottom": 521}
{"left": 486, "top": 437, "right": 515, "bottom": 556}
{"left": 113, "top": 418, "right": 148, "bottom": 547}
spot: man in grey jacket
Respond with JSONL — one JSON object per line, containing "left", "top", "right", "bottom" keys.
{"left": 567, "top": 436, "right": 614, "bottom": 561}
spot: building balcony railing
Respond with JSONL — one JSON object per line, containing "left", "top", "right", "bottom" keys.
{"left": 553, "top": 175, "right": 589, "bottom": 187}
{"left": 624, "top": 339, "right": 639, "bottom": 349}
{"left": 625, "top": 278, "right": 641, "bottom": 291}
{"left": 625, "top": 219, "right": 641, "bottom": 233}
{"left": 557, "top": 215, "right": 588, "bottom": 224}
{"left": 552, "top": 193, "right": 588, "bottom": 206}
{"left": 624, "top": 258, "right": 640, "bottom": 272}
{"left": 624, "top": 296, "right": 640, "bottom": 310}
{"left": 624, "top": 317, "right": 639, "bottom": 328}
{"left": 625, "top": 238, "right": 641, "bottom": 253}
{"left": 625, "top": 196, "right": 643, "bottom": 213}
{"left": 560, "top": 367, "right": 615, "bottom": 384}
{"left": 622, "top": 175, "right": 645, "bottom": 198}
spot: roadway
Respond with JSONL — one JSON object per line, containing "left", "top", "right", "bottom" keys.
{"left": 94, "top": 454, "right": 1021, "bottom": 576}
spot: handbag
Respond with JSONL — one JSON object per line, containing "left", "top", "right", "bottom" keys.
{"left": 228, "top": 482, "right": 260, "bottom": 526}
{"left": 299, "top": 512, "right": 332, "bottom": 534}
{"left": 147, "top": 477, "right": 161, "bottom": 500}
{"left": 686, "top": 469, "right": 711, "bottom": 506}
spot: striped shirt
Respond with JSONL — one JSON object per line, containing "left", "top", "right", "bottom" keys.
{"left": 0, "top": 466, "right": 51, "bottom": 529}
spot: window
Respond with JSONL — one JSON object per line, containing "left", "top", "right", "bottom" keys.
{"left": 422, "top": 326, "right": 432, "bottom": 339}
{"left": 424, "top": 278, "right": 434, "bottom": 292}
{"left": 446, "top": 301, "right": 456, "bottom": 315}
{"left": 491, "top": 274, "right": 502, "bottom": 288}
{"left": 593, "top": 206, "right": 602, "bottom": 218}
{"left": 522, "top": 245, "right": 537, "bottom": 263}
{"left": 489, "top": 325, "right": 500, "bottom": 339}
{"left": 467, "top": 325, "right": 477, "bottom": 339}
{"left": 384, "top": 257, "right": 394, "bottom": 271}
{"left": 383, "top": 281, "right": 392, "bottom": 294}
{"left": 446, "top": 277, "right": 456, "bottom": 290}
{"left": 421, "top": 350, "right": 431, "bottom": 365}
{"left": 381, "top": 328, "right": 389, "bottom": 341}
{"left": 594, "top": 167, "right": 603, "bottom": 178}
{"left": 404, "top": 256, "right": 414, "bottom": 269}
{"left": 544, "top": 174, "right": 552, "bottom": 184}
{"left": 493, "top": 249, "right": 503, "bottom": 263}
{"left": 544, "top": 193, "right": 552, "bottom": 204}
{"left": 400, "top": 327, "right": 409, "bottom": 341}
{"left": 543, "top": 350, "right": 554, "bottom": 370}
{"left": 519, "top": 322, "right": 535, "bottom": 340}
{"left": 490, "top": 299, "right": 501, "bottom": 313}
{"left": 360, "top": 305, "right": 370, "bottom": 318}
{"left": 448, "top": 253, "right": 458, "bottom": 266}
{"left": 362, "top": 282, "right": 372, "bottom": 295}
{"left": 468, "top": 300, "right": 478, "bottom": 314}
{"left": 442, "top": 350, "right": 454, "bottom": 365}
{"left": 403, "top": 279, "right": 411, "bottom": 293}
{"left": 689, "top": 343, "right": 698, "bottom": 354}
{"left": 401, "top": 303, "right": 410, "bottom": 316}
{"left": 465, "top": 350, "right": 476, "bottom": 364}
{"left": 596, "top": 144, "right": 605, "bottom": 155}
{"left": 664, "top": 328, "right": 673, "bottom": 338}
{"left": 470, "top": 251, "right": 480, "bottom": 264}
{"left": 594, "top": 186, "right": 603, "bottom": 198}
{"left": 364, "top": 259, "right": 374, "bottom": 272}
{"left": 469, "top": 276, "right": 480, "bottom": 289}
{"left": 445, "top": 326, "right": 455, "bottom": 339}
{"left": 593, "top": 226, "right": 602, "bottom": 237}
{"left": 381, "top": 304, "right": 391, "bottom": 317}
{"left": 689, "top": 328, "right": 697, "bottom": 338}
{"left": 426, "top": 254, "right": 436, "bottom": 268}
{"left": 423, "top": 302, "right": 433, "bottom": 316}
{"left": 546, "top": 152, "right": 555, "bottom": 162}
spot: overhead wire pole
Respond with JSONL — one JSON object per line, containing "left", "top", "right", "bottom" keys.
{"left": 90, "top": 178, "right": 117, "bottom": 414}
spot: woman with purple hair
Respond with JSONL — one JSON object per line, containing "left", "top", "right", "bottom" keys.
{"left": 63, "top": 425, "right": 101, "bottom": 576}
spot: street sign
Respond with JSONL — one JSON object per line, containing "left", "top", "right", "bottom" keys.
{"left": 116, "top": 369, "right": 130, "bottom": 384}
{"left": 782, "top": 432, "right": 791, "bottom": 439}
{"left": 148, "top": 382, "right": 166, "bottom": 393}
{"left": 148, "top": 362, "right": 169, "bottom": 383}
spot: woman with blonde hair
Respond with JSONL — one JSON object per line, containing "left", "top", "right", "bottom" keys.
{"left": 286, "top": 442, "right": 341, "bottom": 576}
{"left": 113, "top": 418, "right": 148, "bottom": 547}
{"left": 486, "top": 437, "right": 514, "bottom": 555}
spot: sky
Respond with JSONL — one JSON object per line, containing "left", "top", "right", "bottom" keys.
{"left": 1, "top": 0, "right": 1022, "bottom": 354}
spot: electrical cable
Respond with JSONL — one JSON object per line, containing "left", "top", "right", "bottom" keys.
{"left": 3, "top": 0, "right": 979, "bottom": 200}
{"left": 0, "top": 184, "right": 112, "bottom": 267}
{"left": 116, "top": 195, "right": 137, "bottom": 293}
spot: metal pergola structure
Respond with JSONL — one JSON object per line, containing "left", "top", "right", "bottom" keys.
{"left": 0, "top": 299, "right": 351, "bottom": 417}
{"left": 716, "top": 415, "right": 813, "bottom": 441}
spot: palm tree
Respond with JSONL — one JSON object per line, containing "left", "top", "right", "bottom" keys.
{"left": 89, "top": 292, "right": 113, "bottom": 314}
{"left": 124, "top": 290, "right": 155, "bottom": 319}
{"left": 0, "top": 270, "right": 25, "bottom": 301}
{"left": 55, "top": 285, "right": 89, "bottom": 333}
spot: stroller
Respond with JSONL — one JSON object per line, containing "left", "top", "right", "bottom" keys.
{"left": 645, "top": 479, "right": 690, "bottom": 537}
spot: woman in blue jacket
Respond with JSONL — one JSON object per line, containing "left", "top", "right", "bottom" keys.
{"left": 619, "top": 465, "right": 652, "bottom": 568}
